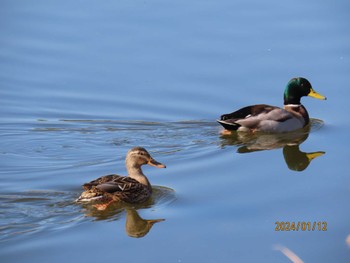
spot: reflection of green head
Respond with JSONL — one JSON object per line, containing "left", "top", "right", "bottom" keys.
{"left": 283, "top": 145, "right": 325, "bottom": 171}
{"left": 284, "top": 77, "right": 326, "bottom": 105}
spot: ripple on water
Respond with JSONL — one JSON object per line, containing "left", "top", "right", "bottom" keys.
{"left": 310, "top": 118, "right": 324, "bottom": 132}
{"left": 30, "top": 119, "right": 221, "bottom": 158}
{"left": 0, "top": 185, "right": 176, "bottom": 241}
{"left": 0, "top": 118, "right": 326, "bottom": 241}
{"left": 0, "top": 190, "right": 82, "bottom": 242}
{"left": 0, "top": 118, "right": 217, "bottom": 243}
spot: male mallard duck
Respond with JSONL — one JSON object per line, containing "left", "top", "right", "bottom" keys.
{"left": 217, "top": 77, "right": 326, "bottom": 133}
{"left": 76, "top": 147, "right": 166, "bottom": 206}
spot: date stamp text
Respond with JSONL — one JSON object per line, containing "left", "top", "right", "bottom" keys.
{"left": 275, "top": 221, "right": 327, "bottom": 231}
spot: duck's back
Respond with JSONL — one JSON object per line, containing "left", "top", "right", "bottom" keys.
{"left": 83, "top": 174, "right": 152, "bottom": 203}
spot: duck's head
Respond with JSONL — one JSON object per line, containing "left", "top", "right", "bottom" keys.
{"left": 284, "top": 77, "right": 327, "bottom": 105}
{"left": 126, "top": 147, "right": 166, "bottom": 169}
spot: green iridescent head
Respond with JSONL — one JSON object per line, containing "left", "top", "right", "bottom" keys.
{"left": 284, "top": 77, "right": 326, "bottom": 105}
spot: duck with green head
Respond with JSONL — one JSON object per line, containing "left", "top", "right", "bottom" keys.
{"left": 217, "top": 77, "right": 326, "bottom": 133}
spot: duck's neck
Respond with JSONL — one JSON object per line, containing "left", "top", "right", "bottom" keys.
{"left": 284, "top": 97, "right": 301, "bottom": 105}
{"left": 284, "top": 103, "right": 302, "bottom": 108}
{"left": 126, "top": 164, "right": 151, "bottom": 188}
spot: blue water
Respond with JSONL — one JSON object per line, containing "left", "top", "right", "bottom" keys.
{"left": 1, "top": 0, "right": 350, "bottom": 262}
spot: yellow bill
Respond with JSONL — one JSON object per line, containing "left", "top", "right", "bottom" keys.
{"left": 306, "top": 151, "right": 325, "bottom": 162}
{"left": 308, "top": 88, "right": 327, "bottom": 100}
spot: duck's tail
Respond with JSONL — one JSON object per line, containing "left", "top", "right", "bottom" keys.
{"left": 216, "top": 120, "right": 240, "bottom": 130}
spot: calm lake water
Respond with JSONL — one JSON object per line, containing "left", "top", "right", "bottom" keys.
{"left": 1, "top": 0, "right": 350, "bottom": 262}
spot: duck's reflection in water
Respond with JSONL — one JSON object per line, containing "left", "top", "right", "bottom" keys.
{"left": 80, "top": 186, "right": 175, "bottom": 238}
{"left": 125, "top": 208, "right": 164, "bottom": 238}
{"left": 220, "top": 124, "right": 325, "bottom": 172}
{"left": 282, "top": 144, "right": 324, "bottom": 172}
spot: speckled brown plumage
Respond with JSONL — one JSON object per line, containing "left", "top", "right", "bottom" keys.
{"left": 81, "top": 174, "right": 152, "bottom": 203}
{"left": 76, "top": 147, "right": 166, "bottom": 205}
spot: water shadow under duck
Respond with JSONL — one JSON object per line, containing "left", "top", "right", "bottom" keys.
{"left": 220, "top": 122, "right": 325, "bottom": 172}
{"left": 79, "top": 185, "right": 175, "bottom": 238}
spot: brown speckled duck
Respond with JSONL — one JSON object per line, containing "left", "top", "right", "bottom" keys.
{"left": 217, "top": 77, "right": 326, "bottom": 133}
{"left": 76, "top": 147, "right": 166, "bottom": 207}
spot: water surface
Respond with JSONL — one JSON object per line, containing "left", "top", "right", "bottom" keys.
{"left": 1, "top": 0, "right": 350, "bottom": 262}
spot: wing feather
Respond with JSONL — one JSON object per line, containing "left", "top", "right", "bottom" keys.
{"left": 218, "top": 104, "right": 303, "bottom": 132}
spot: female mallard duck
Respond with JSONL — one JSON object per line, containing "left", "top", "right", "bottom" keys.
{"left": 217, "top": 77, "right": 326, "bottom": 133}
{"left": 76, "top": 147, "right": 166, "bottom": 206}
